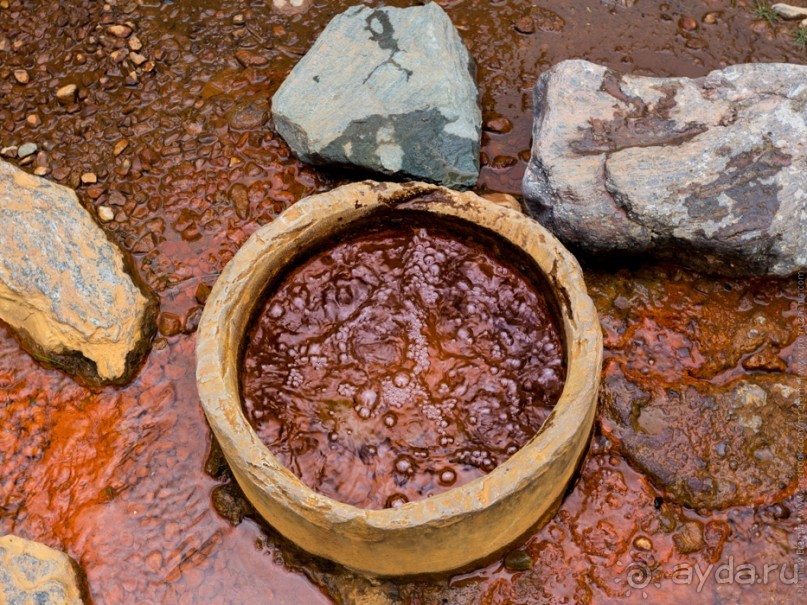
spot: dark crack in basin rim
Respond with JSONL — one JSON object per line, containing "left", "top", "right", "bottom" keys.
{"left": 195, "top": 180, "right": 603, "bottom": 576}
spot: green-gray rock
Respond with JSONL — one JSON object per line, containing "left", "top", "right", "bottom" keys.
{"left": 271, "top": 3, "right": 481, "bottom": 189}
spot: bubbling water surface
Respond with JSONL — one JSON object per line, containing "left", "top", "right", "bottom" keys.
{"left": 241, "top": 225, "right": 565, "bottom": 509}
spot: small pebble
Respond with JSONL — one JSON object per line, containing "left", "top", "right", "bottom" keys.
{"left": 233, "top": 14, "right": 245, "bottom": 25}
{"left": 1, "top": 146, "right": 18, "bottom": 158}
{"left": 235, "top": 49, "right": 269, "bottom": 67}
{"left": 81, "top": 172, "right": 98, "bottom": 184}
{"left": 97, "top": 205, "right": 115, "bottom": 222}
{"left": 13, "top": 69, "right": 29, "bottom": 84}
{"left": 703, "top": 12, "right": 718, "bottom": 24}
{"left": 229, "top": 182, "right": 250, "bottom": 219}
{"left": 55, "top": 83, "right": 77, "bottom": 103}
{"left": 107, "top": 190, "right": 126, "bottom": 206}
{"left": 633, "top": 536, "right": 653, "bottom": 551}
{"left": 129, "top": 52, "right": 147, "bottom": 66}
{"left": 107, "top": 24, "right": 133, "bottom": 38}
{"left": 504, "top": 550, "right": 533, "bottom": 572}
{"left": 514, "top": 15, "right": 535, "bottom": 34}
{"left": 485, "top": 117, "right": 513, "bottom": 134}
{"left": 26, "top": 114, "right": 41, "bottom": 127}
{"left": 158, "top": 313, "right": 182, "bottom": 337}
{"left": 183, "top": 307, "right": 203, "bottom": 334}
{"left": 110, "top": 48, "right": 128, "bottom": 63}
{"left": 113, "top": 140, "right": 129, "bottom": 155}
{"left": 680, "top": 16, "right": 698, "bottom": 31}
{"left": 195, "top": 283, "right": 212, "bottom": 305}
{"left": 128, "top": 36, "right": 142, "bottom": 51}
{"left": 17, "top": 142, "right": 37, "bottom": 158}
{"left": 86, "top": 184, "right": 104, "bottom": 199}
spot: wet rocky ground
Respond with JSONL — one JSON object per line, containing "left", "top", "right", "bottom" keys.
{"left": 0, "top": 0, "right": 805, "bottom": 603}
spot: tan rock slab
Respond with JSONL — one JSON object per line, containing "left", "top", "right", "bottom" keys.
{"left": 0, "top": 160, "right": 157, "bottom": 385}
{"left": 0, "top": 535, "right": 90, "bottom": 604}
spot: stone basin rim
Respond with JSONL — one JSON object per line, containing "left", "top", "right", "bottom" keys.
{"left": 195, "top": 180, "right": 602, "bottom": 576}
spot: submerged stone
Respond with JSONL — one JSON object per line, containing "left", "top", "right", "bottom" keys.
{"left": 0, "top": 160, "right": 157, "bottom": 385}
{"left": 522, "top": 60, "right": 807, "bottom": 276}
{"left": 0, "top": 535, "right": 90, "bottom": 604}
{"left": 504, "top": 549, "right": 533, "bottom": 571}
{"left": 601, "top": 369, "right": 802, "bottom": 509}
{"left": 271, "top": 3, "right": 481, "bottom": 189}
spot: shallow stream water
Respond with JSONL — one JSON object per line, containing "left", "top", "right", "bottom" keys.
{"left": 0, "top": 0, "right": 805, "bottom": 603}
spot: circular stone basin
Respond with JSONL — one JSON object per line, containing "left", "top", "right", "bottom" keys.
{"left": 196, "top": 181, "right": 602, "bottom": 576}
{"left": 240, "top": 223, "right": 567, "bottom": 510}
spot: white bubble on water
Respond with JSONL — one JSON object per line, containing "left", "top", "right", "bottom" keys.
{"left": 355, "top": 387, "right": 378, "bottom": 409}
{"left": 269, "top": 302, "right": 284, "bottom": 318}
{"left": 393, "top": 372, "right": 410, "bottom": 388}
{"left": 439, "top": 468, "right": 457, "bottom": 486}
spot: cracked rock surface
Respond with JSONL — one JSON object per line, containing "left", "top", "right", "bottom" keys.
{"left": 522, "top": 59, "right": 807, "bottom": 276}
{"left": 0, "top": 160, "right": 157, "bottom": 386}
{"left": 271, "top": 3, "right": 481, "bottom": 189}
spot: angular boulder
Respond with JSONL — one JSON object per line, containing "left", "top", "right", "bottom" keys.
{"left": 0, "top": 161, "right": 157, "bottom": 385}
{"left": 0, "top": 535, "right": 90, "bottom": 604}
{"left": 522, "top": 60, "right": 807, "bottom": 276}
{"left": 271, "top": 3, "right": 481, "bottom": 189}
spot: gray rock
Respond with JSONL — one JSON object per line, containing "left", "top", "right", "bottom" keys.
{"left": 772, "top": 3, "right": 807, "bottom": 20}
{"left": 17, "top": 142, "right": 37, "bottom": 158}
{"left": 522, "top": 60, "right": 807, "bottom": 276}
{"left": 271, "top": 3, "right": 481, "bottom": 189}
{"left": 0, "top": 160, "right": 157, "bottom": 385}
{"left": 0, "top": 535, "right": 90, "bottom": 604}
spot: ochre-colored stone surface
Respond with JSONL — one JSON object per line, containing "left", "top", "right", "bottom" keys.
{"left": 196, "top": 180, "right": 602, "bottom": 576}
{"left": 0, "top": 161, "right": 156, "bottom": 385}
{"left": 0, "top": 534, "right": 89, "bottom": 604}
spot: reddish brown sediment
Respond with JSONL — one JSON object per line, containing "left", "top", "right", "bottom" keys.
{"left": 1, "top": 0, "right": 805, "bottom": 602}
{"left": 241, "top": 225, "right": 565, "bottom": 509}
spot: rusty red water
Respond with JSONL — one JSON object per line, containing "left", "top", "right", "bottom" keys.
{"left": 1, "top": 0, "right": 805, "bottom": 603}
{"left": 241, "top": 226, "right": 564, "bottom": 509}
